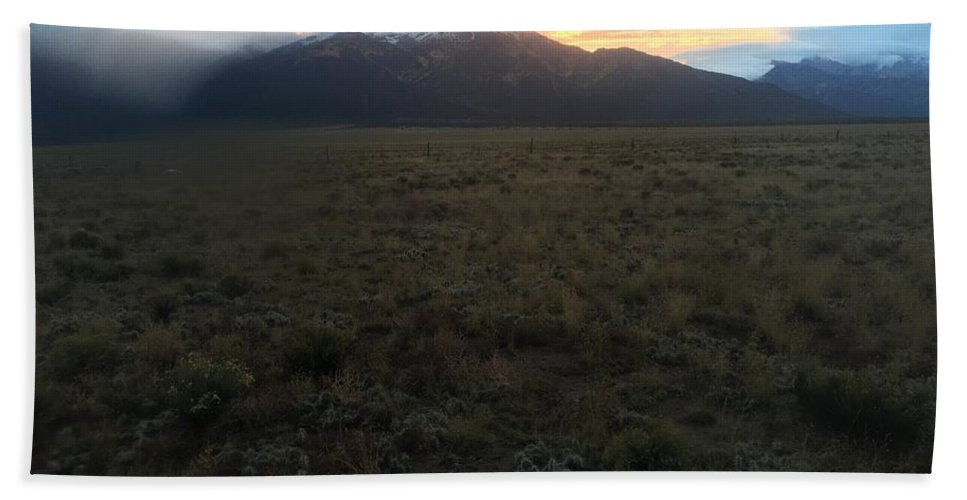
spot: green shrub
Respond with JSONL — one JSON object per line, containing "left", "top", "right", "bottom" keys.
{"left": 136, "top": 326, "right": 184, "bottom": 368}
{"left": 514, "top": 441, "right": 584, "bottom": 472}
{"left": 36, "top": 280, "right": 72, "bottom": 306}
{"left": 158, "top": 253, "right": 203, "bottom": 278}
{"left": 260, "top": 241, "right": 291, "bottom": 260}
{"left": 205, "top": 437, "right": 310, "bottom": 475}
{"left": 732, "top": 442, "right": 790, "bottom": 471}
{"left": 277, "top": 324, "right": 355, "bottom": 375}
{"left": 393, "top": 410, "right": 448, "bottom": 454}
{"left": 795, "top": 365, "right": 930, "bottom": 447}
{"left": 47, "top": 331, "right": 122, "bottom": 378}
{"left": 863, "top": 236, "right": 902, "bottom": 259}
{"left": 446, "top": 409, "right": 495, "bottom": 453}
{"left": 54, "top": 254, "right": 131, "bottom": 282}
{"left": 295, "top": 257, "right": 318, "bottom": 276}
{"left": 688, "top": 308, "right": 757, "bottom": 340}
{"left": 44, "top": 232, "right": 67, "bottom": 252}
{"left": 189, "top": 230, "right": 208, "bottom": 245}
{"left": 166, "top": 356, "right": 254, "bottom": 421}
{"left": 506, "top": 314, "right": 566, "bottom": 348}
{"left": 603, "top": 419, "right": 689, "bottom": 470}
{"left": 620, "top": 273, "right": 661, "bottom": 306}
{"left": 217, "top": 274, "right": 255, "bottom": 299}
{"left": 788, "top": 297, "right": 846, "bottom": 339}
{"left": 147, "top": 292, "right": 179, "bottom": 322}
{"left": 804, "top": 232, "right": 844, "bottom": 257}
{"left": 68, "top": 228, "right": 102, "bottom": 249}
{"left": 681, "top": 410, "right": 717, "bottom": 427}
{"left": 98, "top": 240, "right": 126, "bottom": 260}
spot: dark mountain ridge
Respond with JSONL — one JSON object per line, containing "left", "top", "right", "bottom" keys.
{"left": 185, "top": 31, "right": 844, "bottom": 125}
{"left": 34, "top": 31, "right": 855, "bottom": 144}
{"left": 758, "top": 56, "right": 928, "bottom": 118}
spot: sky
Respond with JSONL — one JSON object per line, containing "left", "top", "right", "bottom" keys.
{"left": 541, "top": 25, "right": 930, "bottom": 79}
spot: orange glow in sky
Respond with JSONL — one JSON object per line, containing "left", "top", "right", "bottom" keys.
{"left": 541, "top": 29, "right": 790, "bottom": 58}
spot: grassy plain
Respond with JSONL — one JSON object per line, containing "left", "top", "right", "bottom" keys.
{"left": 31, "top": 123, "right": 935, "bottom": 474}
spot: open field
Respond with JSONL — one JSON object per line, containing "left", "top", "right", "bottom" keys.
{"left": 31, "top": 123, "right": 935, "bottom": 474}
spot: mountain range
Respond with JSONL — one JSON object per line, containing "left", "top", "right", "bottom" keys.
{"left": 758, "top": 56, "right": 929, "bottom": 118}
{"left": 185, "top": 31, "right": 841, "bottom": 125}
{"left": 32, "top": 31, "right": 929, "bottom": 144}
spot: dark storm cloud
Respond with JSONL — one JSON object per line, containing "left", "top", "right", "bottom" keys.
{"left": 30, "top": 25, "right": 308, "bottom": 109}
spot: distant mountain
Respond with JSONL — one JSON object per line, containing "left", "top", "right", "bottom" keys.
{"left": 758, "top": 57, "right": 928, "bottom": 118}
{"left": 186, "top": 31, "right": 843, "bottom": 125}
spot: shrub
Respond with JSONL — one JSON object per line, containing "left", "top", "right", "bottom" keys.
{"left": 662, "top": 291, "right": 696, "bottom": 331}
{"left": 788, "top": 297, "right": 845, "bottom": 339}
{"left": 681, "top": 410, "right": 717, "bottom": 428}
{"left": 136, "top": 326, "right": 184, "bottom": 367}
{"left": 836, "top": 160, "right": 868, "bottom": 169}
{"left": 295, "top": 257, "right": 318, "bottom": 276}
{"left": 863, "top": 236, "right": 902, "bottom": 259}
{"left": 54, "top": 254, "right": 131, "bottom": 282}
{"left": 619, "top": 273, "right": 661, "bottom": 306}
{"left": 206, "top": 437, "right": 310, "bottom": 475}
{"left": 603, "top": 419, "right": 689, "bottom": 470}
{"left": 68, "top": 228, "right": 102, "bottom": 249}
{"left": 218, "top": 274, "right": 255, "bottom": 299}
{"left": 795, "top": 366, "right": 930, "bottom": 447}
{"left": 189, "top": 230, "right": 208, "bottom": 245}
{"left": 36, "top": 280, "right": 72, "bottom": 306}
{"left": 260, "top": 241, "right": 291, "bottom": 260}
{"left": 158, "top": 253, "right": 203, "bottom": 278}
{"left": 732, "top": 442, "right": 789, "bottom": 471}
{"left": 147, "top": 293, "right": 179, "bottom": 322}
{"left": 277, "top": 324, "right": 355, "bottom": 375}
{"left": 688, "top": 308, "right": 757, "bottom": 340}
{"left": 446, "top": 409, "right": 494, "bottom": 453}
{"left": 166, "top": 356, "right": 254, "bottom": 421}
{"left": 98, "top": 240, "right": 126, "bottom": 260}
{"left": 514, "top": 441, "right": 584, "bottom": 472}
{"left": 804, "top": 232, "right": 844, "bottom": 257}
{"left": 44, "top": 232, "right": 67, "bottom": 252}
{"left": 504, "top": 314, "right": 566, "bottom": 349}
{"left": 47, "top": 331, "right": 122, "bottom": 378}
{"left": 393, "top": 410, "right": 448, "bottom": 454}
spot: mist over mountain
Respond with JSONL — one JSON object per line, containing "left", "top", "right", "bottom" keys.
{"left": 758, "top": 56, "right": 928, "bottom": 118}
{"left": 29, "top": 25, "right": 305, "bottom": 143}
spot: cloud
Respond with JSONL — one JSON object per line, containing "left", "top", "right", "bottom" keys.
{"left": 541, "top": 29, "right": 788, "bottom": 58}
{"left": 31, "top": 25, "right": 305, "bottom": 108}
{"left": 675, "top": 24, "right": 930, "bottom": 79}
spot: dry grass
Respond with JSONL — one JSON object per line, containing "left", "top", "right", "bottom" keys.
{"left": 32, "top": 123, "right": 935, "bottom": 474}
